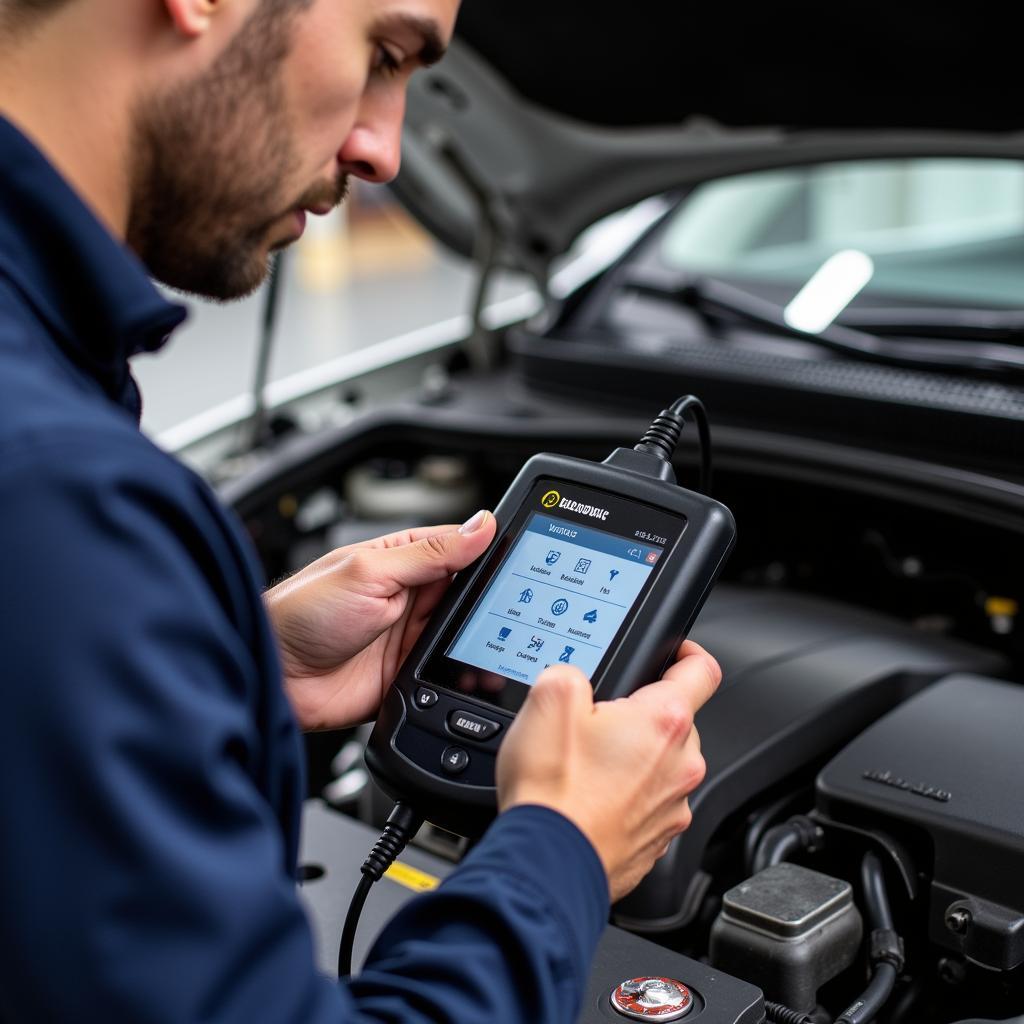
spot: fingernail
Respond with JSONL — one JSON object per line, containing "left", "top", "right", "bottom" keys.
{"left": 459, "top": 509, "right": 488, "bottom": 534}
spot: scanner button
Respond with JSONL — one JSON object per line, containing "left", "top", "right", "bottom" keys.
{"left": 441, "top": 747, "right": 470, "bottom": 775}
{"left": 448, "top": 710, "right": 502, "bottom": 741}
{"left": 414, "top": 688, "right": 438, "bottom": 709}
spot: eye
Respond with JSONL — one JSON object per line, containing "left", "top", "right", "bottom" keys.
{"left": 372, "top": 43, "right": 403, "bottom": 78}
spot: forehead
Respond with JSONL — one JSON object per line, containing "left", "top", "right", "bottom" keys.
{"left": 295, "top": 0, "right": 460, "bottom": 69}
{"left": 365, "top": 0, "right": 461, "bottom": 38}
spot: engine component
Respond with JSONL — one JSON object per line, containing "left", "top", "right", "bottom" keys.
{"left": 816, "top": 674, "right": 1024, "bottom": 971}
{"left": 616, "top": 587, "right": 1005, "bottom": 932}
{"left": 585, "top": 926, "right": 764, "bottom": 1024}
{"left": 709, "top": 862, "right": 862, "bottom": 1013}
{"left": 343, "top": 456, "right": 480, "bottom": 522}
{"left": 610, "top": 976, "right": 692, "bottom": 1020}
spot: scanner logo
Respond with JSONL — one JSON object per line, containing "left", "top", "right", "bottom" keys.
{"left": 541, "top": 490, "right": 561, "bottom": 508}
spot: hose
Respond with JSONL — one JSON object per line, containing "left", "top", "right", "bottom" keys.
{"left": 833, "top": 851, "right": 903, "bottom": 1024}
{"left": 752, "top": 815, "right": 822, "bottom": 873}
{"left": 860, "top": 849, "right": 894, "bottom": 930}
{"left": 833, "top": 962, "right": 898, "bottom": 1024}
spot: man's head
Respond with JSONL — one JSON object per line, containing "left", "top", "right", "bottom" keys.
{"left": 0, "top": 0, "right": 459, "bottom": 300}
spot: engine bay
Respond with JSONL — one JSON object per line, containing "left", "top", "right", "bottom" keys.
{"left": 230, "top": 385, "right": 1024, "bottom": 1024}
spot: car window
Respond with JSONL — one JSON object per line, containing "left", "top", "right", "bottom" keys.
{"left": 659, "top": 158, "right": 1024, "bottom": 309}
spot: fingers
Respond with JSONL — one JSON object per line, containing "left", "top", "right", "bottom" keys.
{"left": 501, "top": 665, "right": 592, "bottom": 756}
{"left": 374, "top": 511, "right": 495, "bottom": 550}
{"left": 515, "top": 665, "right": 594, "bottom": 730}
{"left": 346, "top": 512, "right": 496, "bottom": 593}
{"left": 628, "top": 643, "right": 721, "bottom": 720}
{"left": 670, "top": 639, "right": 722, "bottom": 689}
{"left": 530, "top": 663, "right": 594, "bottom": 706}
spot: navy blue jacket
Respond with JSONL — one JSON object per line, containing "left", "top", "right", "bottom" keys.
{"left": 0, "top": 115, "right": 608, "bottom": 1022}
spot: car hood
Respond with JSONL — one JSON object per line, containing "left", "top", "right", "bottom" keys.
{"left": 393, "top": 1, "right": 1024, "bottom": 276}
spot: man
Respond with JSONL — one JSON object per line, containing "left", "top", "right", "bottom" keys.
{"left": 0, "top": 1, "right": 719, "bottom": 1020}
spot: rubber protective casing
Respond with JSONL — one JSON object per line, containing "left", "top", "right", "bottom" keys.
{"left": 366, "top": 452, "right": 736, "bottom": 835}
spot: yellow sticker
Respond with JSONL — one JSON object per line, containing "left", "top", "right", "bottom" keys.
{"left": 384, "top": 861, "right": 441, "bottom": 893}
{"left": 985, "top": 596, "right": 1019, "bottom": 618}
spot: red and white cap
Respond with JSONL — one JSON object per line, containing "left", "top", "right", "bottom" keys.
{"left": 610, "top": 977, "right": 693, "bottom": 1020}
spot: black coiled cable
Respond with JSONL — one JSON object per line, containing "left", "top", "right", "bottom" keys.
{"left": 765, "top": 1000, "right": 816, "bottom": 1024}
{"left": 337, "top": 802, "right": 424, "bottom": 978}
{"left": 633, "top": 395, "right": 712, "bottom": 494}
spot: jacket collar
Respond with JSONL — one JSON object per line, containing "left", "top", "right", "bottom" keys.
{"left": 0, "top": 115, "right": 187, "bottom": 416}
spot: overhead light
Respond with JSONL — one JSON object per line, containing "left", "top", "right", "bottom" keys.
{"left": 783, "top": 249, "right": 875, "bottom": 334}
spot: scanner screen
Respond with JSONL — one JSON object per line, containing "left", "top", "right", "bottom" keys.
{"left": 447, "top": 513, "right": 662, "bottom": 684}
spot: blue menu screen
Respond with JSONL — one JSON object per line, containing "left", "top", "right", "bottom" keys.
{"left": 446, "top": 513, "right": 663, "bottom": 684}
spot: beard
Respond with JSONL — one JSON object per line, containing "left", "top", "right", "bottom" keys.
{"left": 127, "top": 0, "right": 347, "bottom": 301}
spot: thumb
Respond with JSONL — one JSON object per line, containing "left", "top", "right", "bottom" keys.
{"left": 370, "top": 511, "right": 496, "bottom": 591}
{"left": 529, "top": 663, "right": 595, "bottom": 711}
{"left": 514, "top": 663, "right": 595, "bottom": 731}
{"left": 502, "top": 663, "right": 593, "bottom": 758}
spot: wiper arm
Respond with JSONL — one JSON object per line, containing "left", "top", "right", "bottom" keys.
{"left": 626, "top": 269, "right": 1024, "bottom": 376}
{"left": 837, "top": 305, "right": 1024, "bottom": 342}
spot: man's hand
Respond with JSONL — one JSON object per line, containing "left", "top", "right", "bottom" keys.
{"left": 265, "top": 511, "right": 496, "bottom": 731}
{"left": 497, "top": 641, "right": 720, "bottom": 903}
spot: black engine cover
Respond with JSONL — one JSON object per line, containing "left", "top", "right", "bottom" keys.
{"left": 615, "top": 587, "right": 1004, "bottom": 932}
{"left": 816, "top": 674, "right": 1024, "bottom": 970}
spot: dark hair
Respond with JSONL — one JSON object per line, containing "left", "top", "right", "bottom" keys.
{"left": 4, "top": 0, "right": 75, "bottom": 14}
{"left": 3, "top": 0, "right": 312, "bottom": 27}
{"left": 1, "top": 0, "right": 75, "bottom": 30}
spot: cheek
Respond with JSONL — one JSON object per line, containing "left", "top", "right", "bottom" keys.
{"left": 284, "top": 16, "right": 366, "bottom": 162}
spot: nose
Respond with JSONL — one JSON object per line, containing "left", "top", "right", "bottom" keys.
{"left": 336, "top": 87, "right": 405, "bottom": 184}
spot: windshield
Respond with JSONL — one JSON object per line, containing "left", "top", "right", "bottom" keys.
{"left": 658, "top": 158, "right": 1024, "bottom": 310}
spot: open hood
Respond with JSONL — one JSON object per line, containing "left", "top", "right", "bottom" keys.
{"left": 392, "top": 0, "right": 1024, "bottom": 279}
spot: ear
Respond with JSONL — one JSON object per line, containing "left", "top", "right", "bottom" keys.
{"left": 161, "top": 0, "right": 229, "bottom": 39}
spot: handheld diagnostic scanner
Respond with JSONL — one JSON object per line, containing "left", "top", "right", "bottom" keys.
{"left": 364, "top": 397, "right": 736, "bottom": 838}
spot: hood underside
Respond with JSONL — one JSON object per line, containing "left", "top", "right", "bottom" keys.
{"left": 392, "top": 3, "right": 1024, "bottom": 269}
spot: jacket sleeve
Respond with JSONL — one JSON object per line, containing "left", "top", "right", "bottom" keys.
{"left": 0, "top": 431, "right": 608, "bottom": 1024}
{"left": 352, "top": 804, "right": 609, "bottom": 1023}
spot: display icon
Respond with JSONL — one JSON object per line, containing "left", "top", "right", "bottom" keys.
{"left": 545, "top": 550, "right": 561, "bottom": 566}
{"left": 518, "top": 588, "right": 534, "bottom": 604}
{"left": 558, "top": 645, "right": 575, "bottom": 663}
{"left": 498, "top": 627, "right": 512, "bottom": 641}
{"left": 627, "top": 548, "right": 641, "bottom": 558}
{"left": 551, "top": 598, "right": 569, "bottom": 616}
{"left": 609, "top": 569, "right": 620, "bottom": 582}
{"left": 574, "top": 558, "right": 592, "bottom": 575}
{"left": 583, "top": 609, "right": 598, "bottom": 624}
{"left": 528, "top": 635, "right": 545, "bottom": 651}
{"left": 646, "top": 551, "right": 659, "bottom": 564}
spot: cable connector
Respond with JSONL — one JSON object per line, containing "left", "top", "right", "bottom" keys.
{"left": 603, "top": 395, "right": 713, "bottom": 493}
{"left": 338, "top": 802, "right": 424, "bottom": 978}
{"left": 362, "top": 802, "right": 423, "bottom": 882}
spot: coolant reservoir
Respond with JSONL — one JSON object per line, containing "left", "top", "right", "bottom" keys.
{"left": 709, "top": 862, "right": 862, "bottom": 1013}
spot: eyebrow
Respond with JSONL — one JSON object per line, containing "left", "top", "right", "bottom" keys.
{"left": 374, "top": 13, "right": 448, "bottom": 68}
